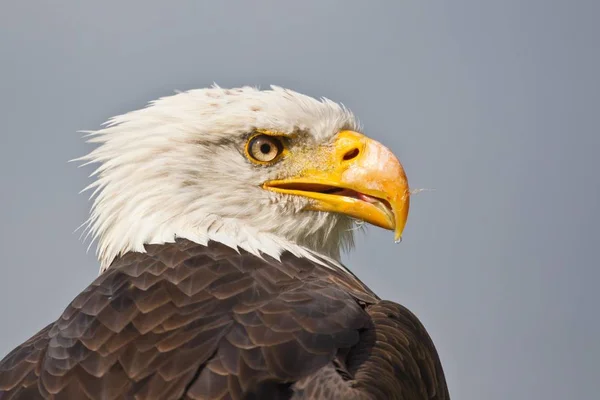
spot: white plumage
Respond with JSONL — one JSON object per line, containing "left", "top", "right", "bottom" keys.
{"left": 78, "top": 86, "right": 361, "bottom": 272}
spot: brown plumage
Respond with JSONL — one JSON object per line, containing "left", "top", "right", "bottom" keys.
{"left": 0, "top": 239, "right": 448, "bottom": 399}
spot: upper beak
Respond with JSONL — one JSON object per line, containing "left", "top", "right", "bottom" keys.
{"left": 263, "top": 130, "right": 410, "bottom": 241}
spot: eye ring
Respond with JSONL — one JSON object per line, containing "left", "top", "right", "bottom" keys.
{"left": 246, "top": 134, "right": 285, "bottom": 164}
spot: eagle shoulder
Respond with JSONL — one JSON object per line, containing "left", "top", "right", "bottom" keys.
{"left": 0, "top": 239, "right": 448, "bottom": 399}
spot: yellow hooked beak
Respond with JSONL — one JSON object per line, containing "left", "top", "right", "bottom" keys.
{"left": 263, "top": 130, "right": 410, "bottom": 241}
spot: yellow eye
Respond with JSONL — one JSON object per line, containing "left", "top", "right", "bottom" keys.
{"left": 247, "top": 134, "right": 284, "bottom": 163}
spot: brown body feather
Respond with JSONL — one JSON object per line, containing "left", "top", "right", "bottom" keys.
{"left": 0, "top": 240, "right": 448, "bottom": 399}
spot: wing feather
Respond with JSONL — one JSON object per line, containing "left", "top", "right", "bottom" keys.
{"left": 0, "top": 239, "right": 449, "bottom": 399}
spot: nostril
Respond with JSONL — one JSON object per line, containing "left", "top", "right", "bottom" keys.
{"left": 343, "top": 148, "right": 360, "bottom": 161}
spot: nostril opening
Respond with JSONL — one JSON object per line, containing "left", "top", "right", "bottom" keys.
{"left": 343, "top": 148, "right": 360, "bottom": 161}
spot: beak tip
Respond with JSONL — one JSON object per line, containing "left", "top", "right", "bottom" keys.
{"left": 393, "top": 229, "right": 403, "bottom": 244}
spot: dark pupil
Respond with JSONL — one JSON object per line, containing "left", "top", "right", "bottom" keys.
{"left": 260, "top": 143, "right": 271, "bottom": 154}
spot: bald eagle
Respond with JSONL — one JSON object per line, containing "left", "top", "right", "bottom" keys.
{"left": 0, "top": 86, "right": 449, "bottom": 399}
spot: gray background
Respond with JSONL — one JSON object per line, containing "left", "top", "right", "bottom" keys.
{"left": 1, "top": 1, "right": 598, "bottom": 399}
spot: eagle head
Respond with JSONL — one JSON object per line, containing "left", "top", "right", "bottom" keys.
{"left": 79, "top": 86, "right": 410, "bottom": 272}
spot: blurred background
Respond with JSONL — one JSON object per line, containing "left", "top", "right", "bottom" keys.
{"left": 1, "top": 1, "right": 598, "bottom": 399}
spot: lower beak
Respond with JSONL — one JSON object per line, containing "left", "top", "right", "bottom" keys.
{"left": 263, "top": 130, "right": 410, "bottom": 241}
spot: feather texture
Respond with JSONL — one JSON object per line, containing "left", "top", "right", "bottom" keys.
{"left": 0, "top": 240, "right": 448, "bottom": 399}
{"left": 75, "top": 86, "right": 360, "bottom": 271}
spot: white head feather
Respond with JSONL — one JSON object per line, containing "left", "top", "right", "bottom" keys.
{"left": 77, "top": 86, "right": 362, "bottom": 273}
